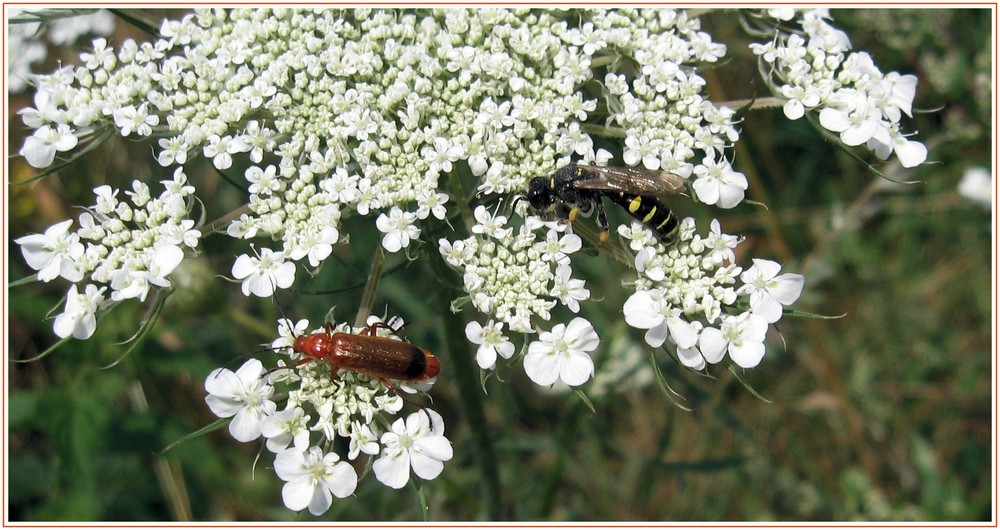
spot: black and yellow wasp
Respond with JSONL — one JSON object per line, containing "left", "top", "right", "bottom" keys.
{"left": 521, "top": 163, "right": 686, "bottom": 243}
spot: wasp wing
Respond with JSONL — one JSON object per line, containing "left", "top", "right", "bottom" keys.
{"left": 572, "top": 165, "right": 686, "bottom": 196}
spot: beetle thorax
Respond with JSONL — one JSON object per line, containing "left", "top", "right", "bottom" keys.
{"left": 293, "top": 333, "right": 336, "bottom": 360}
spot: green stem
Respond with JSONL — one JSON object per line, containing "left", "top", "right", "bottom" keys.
{"left": 354, "top": 245, "right": 386, "bottom": 328}
{"left": 720, "top": 96, "right": 785, "bottom": 111}
{"left": 199, "top": 204, "right": 251, "bottom": 237}
{"left": 447, "top": 171, "right": 477, "bottom": 234}
{"left": 437, "top": 277, "right": 503, "bottom": 519}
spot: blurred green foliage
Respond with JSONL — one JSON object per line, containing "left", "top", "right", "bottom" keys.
{"left": 7, "top": 8, "right": 993, "bottom": 521}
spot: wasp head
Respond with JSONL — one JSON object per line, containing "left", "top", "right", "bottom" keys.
{"left": 524, "top": 176, "right": 555, "bottom": 210}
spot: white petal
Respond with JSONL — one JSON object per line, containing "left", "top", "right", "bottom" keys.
{"left": 698, "top": 327, "right": 728, "bottom": 364}
{"left": 677, "top": 345, "right": 706, "bottom": 370}
{"left": 204, "top": 367, "right": 241, "bottom": 398}
{"left": 21, "top": 133, "right": 57, "bottom": 168}
{"left": 558, "top": 351, "right": 595, "bottom": 387}
{"left": 752, "top": 295, "right": 785, "bottom": 324}
{"left": 307, "top": 483, "right": 333, "bottom": 516}
{"left": 409, "top": 450, "right": 446, "bottom": 480}
{"left": 783, "top": 99, "right": 804, "bottom": 120}
{"left": 273, "top": 448, "right": 306, "bottom": 481}
{"left": 152, "top": 245, "right": 184, "bottom": 277}
{"left": 496, "top": 341, "right": 515, "bottom": 360}
{"left": 771, "top": 273, "right": 804, "bottom": 304}
{"left": 321, "top": 462, "right": 358, "bottom": 499}
{"left": 623, "top": 291, "right": 663, "bottom": 329}
{"left": 643, "top": 322, "right": 668, "bottom": 348}
{"left": 464, "top": 321, "right": 484, "bottom": 343}
{"left": 281, "top": 476, "right": 315, "bottom": 512}
{"left": 523, "top": 344, "right": 560, "bottom": 386}
{"left": 381, "top": 231, "right": 403, "bottom": 253}
{"left": 475, "top": 344, "right": 497, "bottom": 370}
{"left": 229, "top": 407, "right": 264, "bottom": 442}
{"left": 373, "top": 451, "right": 410, "bottom": 489}
{"left": 895, "top": 138, "right": 927, "bottom": 168}
{"left": 234, "top": 358, "right": 265, "bottom": 383}
{"left": 741, "top": 314, "right": 770, "bottom": 342}
{"left": 52, "top": 308, "right": 81, "bottom": 339}
{"left": 565, "top": 317, "right": 599, "bottom": 352}
{"left": 841, "top": 121, "right": 878, "bottom": 147}
{"left": 818, "top": 107, "right": 850, "bottom": 133}
{"left": 204, "top": 395, "right": 242, "bottom": 418}
{"left": 692, "top": 176, "right": 720, "bottom": 205}
{"left": 231, "top": 254, "right": 255, "bottom": 280}
{"left": 414, "top": 435, "right": 453, "bottom": 462}
{"left": 729, "top": 341, "right": 766, "bottom": 368}
{"left": 751, "top": 259, "right": 781, "bottom": 280}
{"left": 247, "top": 274, "right": 276, "bottom": 297}
{"left": 716, "top": 180, "right": 746, "bottom": 209}
{"left": 666, "top": 316, "right": 698, "bottom": 349}
{"left": 274, "top": 261, "right": 296, "bottom": 289}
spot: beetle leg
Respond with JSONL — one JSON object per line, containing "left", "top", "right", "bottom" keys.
{"left": 378, "top": 377, "right": 426, "bottom": 409}
{"left": 365, "top": 320, "right": 405, "bottom": 336}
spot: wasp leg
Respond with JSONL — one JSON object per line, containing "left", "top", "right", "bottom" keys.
{"left": 594, "top": 200, "right": 610, "bottom": 244}
{"left": 551, "top": 202, "right": 573, "bottom": 222}
{"left": 567, "top": 200, "right": 596, "bottom": 223}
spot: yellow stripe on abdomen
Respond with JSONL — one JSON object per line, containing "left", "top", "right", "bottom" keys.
{"left": 628, "top": 196, "right": 642, "bottom": 213}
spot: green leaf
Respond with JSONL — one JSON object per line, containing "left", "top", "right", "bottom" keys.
{"left": 8, "top": 275, "right": 38, "bottom": 288}
{"left": 783, "top": 308, "right": 846, "bottom": 320}
{"left": 727, "top": 364, "right": 772, "bottom": 403}
{"left": 159, "top": 418, "right": 230, "bottom": 455}
{"left": 650, "top": 349, "right": 693, "bottom": 412}
{"left": 573, "top": 388, "right": 596, "bottom": 414}
{"left": 11, "top": 335, "right": 73, "bottom": 363}
{"left": 102, "top": 287, "right": 173, "bottom": 369}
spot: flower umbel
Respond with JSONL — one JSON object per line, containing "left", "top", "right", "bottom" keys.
{"left": 15, "top": 168, "right": 200, "bottom": 338}
{"left": 750, "top": 9, "right": 927, "bottom": 168}
{"left": 204, "top": 317, "right": 451, "bottom": 515}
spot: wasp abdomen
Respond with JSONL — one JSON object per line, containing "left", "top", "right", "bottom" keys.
{"left": 607, "top": 192, "right": 679, "bottom": 241}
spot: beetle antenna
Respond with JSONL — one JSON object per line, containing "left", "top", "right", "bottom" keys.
{"left": 268, "top": 277, "right": 297, "bottom": 338}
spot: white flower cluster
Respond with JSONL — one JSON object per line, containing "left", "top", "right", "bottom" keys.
{"left": 15, "top": 169, "right": 200, "bottom": 339}
{"left": 441, "top": 206, "right": 599, "bottom": 387}
{"left": 750, "top": 9, "right": 927, "bottom": 168}
{"left": 441, "top": 206, "right": 588, "bottom": 332}
{"left": 7, "top": 9, "right": 116, "bottom": 93}
{"left": 15, "top": 9, "right": 742, "bottom": 300}
{"left": 620, "top": 219, "right": 804, "bottom": 369}
{"left": 204, "top": 317, "right": 453, "bottom": 516}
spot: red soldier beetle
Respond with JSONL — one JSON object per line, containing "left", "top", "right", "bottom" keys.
{"left": 284, "top": 318, "right": 440, "bottom": 395}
